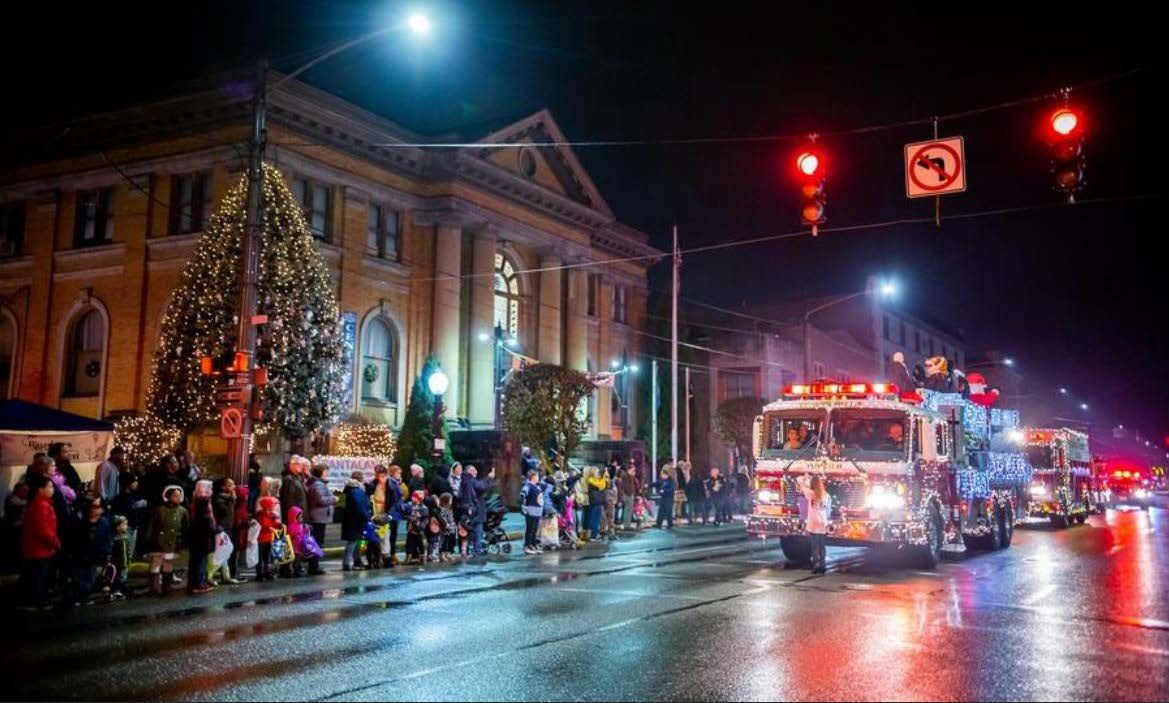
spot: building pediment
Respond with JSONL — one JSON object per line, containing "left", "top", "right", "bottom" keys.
{"left": 468, "top": 109, "right": 613, "bottom": 218}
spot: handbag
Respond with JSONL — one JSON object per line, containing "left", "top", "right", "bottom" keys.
{"left": 212, "top": 532, "right": 234, "bottom": 567}
{"left": 245, "top": 520, "right": 260, "bottom": 568}
{"left": 271, "top": 527, "right": 295, "bottom": 565}
{"left": 301, "top": 532, "right": 325, "bottom": 560}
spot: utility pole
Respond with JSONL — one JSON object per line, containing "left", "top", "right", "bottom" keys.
{"left": 651, "top": 359, "right": 658, "bottom": 485}
{"left": 670, "top": 225, "right": 679, "bottom": 469}
{"left": 225, "top": 59, "right": 268, "bottom": 486}
{"left": 684, "top": 366, "right": 691, "bottom": 462}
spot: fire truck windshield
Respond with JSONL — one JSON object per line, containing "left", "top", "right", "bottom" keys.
{"left": 829, "top": 408, "right": 909, "bottom": 461}
{"left": 763, "top": 409, "right": 826, "bottom": 458}
{"left": 1025, "top": 445, "right": 1055, "bottom": 469}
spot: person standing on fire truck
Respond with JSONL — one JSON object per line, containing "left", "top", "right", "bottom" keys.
{"left": 797, "top": 474, "right": 831, "bottom": 574}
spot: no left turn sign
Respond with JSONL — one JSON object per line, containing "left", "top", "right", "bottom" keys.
{"left": 905, "top": 136, "right": 966, "bottom": 198}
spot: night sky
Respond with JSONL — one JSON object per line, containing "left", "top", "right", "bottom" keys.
{"left": 5, "top": 2, "right": 1166, "bottom": 442}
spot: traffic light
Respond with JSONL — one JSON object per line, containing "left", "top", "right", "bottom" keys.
{"left": 796, "top": 148, "right": 826, "bottom": 236}
{"left": 1047, "top": 106, "right": 1085, "bottom": 203}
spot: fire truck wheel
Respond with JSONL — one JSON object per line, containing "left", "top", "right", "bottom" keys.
{"left": 780, "top": 537, "right": 812, "bottom": 567}
{"left": 916, "top": 504, "right": 943, "bottom": 569}
{"left": 998, "top": 502, "right": 1014, "bottom": 549}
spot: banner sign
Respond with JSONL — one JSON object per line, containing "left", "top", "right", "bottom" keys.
{"left": 0, "top": 431, "right": 112, "bottom": 466}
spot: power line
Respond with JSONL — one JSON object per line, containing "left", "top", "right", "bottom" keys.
{"left": 271, "top": 67, "right": 1148, "bottom": 150}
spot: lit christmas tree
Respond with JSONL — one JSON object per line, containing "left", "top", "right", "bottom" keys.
{"left": 146, "top": 164, "right": 346, "bottom": 439}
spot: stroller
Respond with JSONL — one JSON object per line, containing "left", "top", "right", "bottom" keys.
{"left": 482, "top": 496, "right": 512, "bottom": 554}
{"left": 557, "top": 495, "right": 581, "bottom": 550}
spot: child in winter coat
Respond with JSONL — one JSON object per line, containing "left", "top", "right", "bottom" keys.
{"left": 286, "top": 505, "right": 308, "bottom": 578}
{"left": 19, "top": 475, "right": 60, "bottom": 609}
{"left": 232, "top": 486, "right": 250, "bottom": 581}
{"left": 404, "top": 491, "right": 429, "bottom": 564}
{"left": 187, "top": 480, "right": 217, "bottom": 595}
{"left": 147, "top": 486, "right": 189, "bottom": 596}
{"left": 602, "top": 482, "right": 619, "bottom": 541}
{"left": 254, "top": 486, "right": 282, "bottom": 582}
{"left": 437, "top": 493, "right": 457, "bottom": 562}
{"left": 110, "top": 515, "right": 133, "bottom": 599}
{"left": 423, "top": 495, "right": 444, "bottom": 562}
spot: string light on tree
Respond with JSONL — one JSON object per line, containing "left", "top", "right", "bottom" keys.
{"left": 146, "top": 164, "right": 346, "bottom": 440}
{"left": 333, "top": 421, "right": 397, "bottom": 459}
{"left": 113, "top": 414, "right": 183, "bottom": 471}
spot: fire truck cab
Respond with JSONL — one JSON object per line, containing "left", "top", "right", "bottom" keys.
{"left": 1020, "top": 427, "right": 1095, "bottom": 527}
{"left": 747, "top": 382, "right": 1020, "bottom": 569}
{"left": 1105, "top": 465, "right": 1153, "bottom": 510}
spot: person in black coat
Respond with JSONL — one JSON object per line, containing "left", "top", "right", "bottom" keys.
{"left": 66, "top": 496, "right": 113, "bottom": 605}
{"left": 459, "top": 465, "right": 494, "bottom": 556}
{"left": 187, "top": 481, "right": 217, "bottom": 594}
{"left": 341, "top": 473, "right": 371, "bottom": 571}
{"left": 407, "top": 464, "right": 427, "bottom": 495}
{"left": 109, "top": 472, "right": 149, "bottom": 557}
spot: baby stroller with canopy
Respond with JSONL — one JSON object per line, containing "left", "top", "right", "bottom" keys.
{"left": 482, "top": 495, "right": 512, "bottom": 554}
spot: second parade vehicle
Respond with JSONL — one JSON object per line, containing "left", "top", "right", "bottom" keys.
{"left": 746, "top": 382, "right": 1030, "bottom": 569}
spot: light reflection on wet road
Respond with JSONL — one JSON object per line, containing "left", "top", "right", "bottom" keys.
{"left": 4, "top": 504, "right": 1166, "bottom": 701}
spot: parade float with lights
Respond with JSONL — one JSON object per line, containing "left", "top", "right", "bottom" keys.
{"left": 1018, "top": 427, "right": 1097, "bottom": 526}
{"left": 746, "top": 355, "right": 1032, "bottom": 568}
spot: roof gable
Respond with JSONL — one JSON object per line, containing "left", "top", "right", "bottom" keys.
{"left": 472, "top": 109, "right": 613, "bottom": 218}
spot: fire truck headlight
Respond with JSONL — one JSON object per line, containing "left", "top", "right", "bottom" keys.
{"left": 865, "top": 488, "right": 905, "bottom": 511}
{"left": 1134, "top": 488, "right": 1149, "bottom": 499}
{"left": 1029, "top": 485, "right": 1048, "bottom": 498}
{"left": 756, "top": 489, "right": 779, "bottom": 503}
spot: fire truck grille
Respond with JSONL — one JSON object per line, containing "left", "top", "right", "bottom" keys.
{"left": 781, "top": 477, "right": 868, "bottom": 516}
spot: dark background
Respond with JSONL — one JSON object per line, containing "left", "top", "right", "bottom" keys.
{"left": 4, "top": 1, "right": 1166, "bottom": 443}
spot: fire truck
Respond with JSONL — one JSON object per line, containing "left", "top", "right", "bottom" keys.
{"left": 1019, "top": 427, "right": 1095, "bottom": 527}
{"left": 746, "top": 382, "right": 1029, "bottom": 569}
{"left": 1103, "top": 464, "right": 1153, "bottom": 510}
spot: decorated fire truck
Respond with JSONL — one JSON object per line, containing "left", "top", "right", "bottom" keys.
{"left": 1019, "top": 427, "right": 1096, "bottom": 526}
{"left": 747, "top": 381, "right": 1030, "bottom": 568}
{"left": 1102, "top": 463, "right": 1153, "bottom": 510}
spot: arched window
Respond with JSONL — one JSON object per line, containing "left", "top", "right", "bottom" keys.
{"left": 64, "top": 309, "right": 105, "bottom": 398}
{"left": 494, "top": 252, "right": 520, "bottom": 339}
{"left": 361, "top": 317, "right": 397, "bottom": 403}
{"left": 0, "top": 311, "right": 15, "bottom": 399}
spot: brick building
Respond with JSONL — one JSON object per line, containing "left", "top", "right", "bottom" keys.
{"left": 0, "top": 73, "right": 659, "bottom": 457}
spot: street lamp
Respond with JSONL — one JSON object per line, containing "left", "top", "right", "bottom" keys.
{"left": 221, "top": 12, "right": 440, "bottom": 485}
{"left": 1059, "top": 387, "right": 1068, "bottom": 394}
{"left": 1080, "top": 402, "right": 1089, "bottom": 411}
{"left": 803, "top": 279, "right": 897, "bottom": 381}
{"left": 407, "top": 12, "right": 432, "bottom": 35}
{"left": 428, "top": 367, "right": 449, "bottom": 471}
{"left": 1003, "top": 358, "right": 1015, "bottom": 366}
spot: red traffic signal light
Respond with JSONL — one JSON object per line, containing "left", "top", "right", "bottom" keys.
{"left": 796, "top": 151, "right": 821, "bottom": 177}
{"left": 795, "top": 146, "right": 826, "bottom": 234}
{"left": 1051, "top": 108, "right": 1080, "bottom": 136}
{"left": 1046, "top": 105, "right": 1085, "bottom": 203}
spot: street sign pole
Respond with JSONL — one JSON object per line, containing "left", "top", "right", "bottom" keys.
{"left": 651, "top": 359, "right": 658, "bottom": 485}
{"left": 225, "top": 59, "right": 267, "bottom": 486}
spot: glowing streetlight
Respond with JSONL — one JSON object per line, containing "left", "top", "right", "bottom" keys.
{"left": 407, "top": 12, "right": 431, "bottom": 35}
{"left": 428, "top": 368, "right": 450, "bottom": 396}
{"left": 879, "top": 280, "right": 898, "bottom": 298}
{"left": 477, "top": 332, "right": 489, "bottom": 342}
{"left": 1059, "top": 387, "right": 1068, "bottom": 394}
{"left": 1079, "top": 402, "right": 1089, "bottom": 411}
{"left": 1003, "top": 358, "right": 1015, "bottom": 366}
{"left": 629, "top": 364, "right": 640, "bottom": 374}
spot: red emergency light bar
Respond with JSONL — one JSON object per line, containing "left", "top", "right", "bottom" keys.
{"left": 784, "top": 382, "right": 898, "bottom": 398}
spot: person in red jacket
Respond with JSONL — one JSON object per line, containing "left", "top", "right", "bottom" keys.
{"left": 254, "top": 480, "right": 282, "bottom": 582}
{"left": 20, "top": 475, "right": 61, "bottom": 609}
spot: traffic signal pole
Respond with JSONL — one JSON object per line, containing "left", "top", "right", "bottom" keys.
{"left": 225, "top": 60, "right": 268, "bottom": 486}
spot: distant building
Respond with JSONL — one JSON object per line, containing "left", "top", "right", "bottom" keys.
{"left": 673, "top": 277, "right": 967, "bottom": 471}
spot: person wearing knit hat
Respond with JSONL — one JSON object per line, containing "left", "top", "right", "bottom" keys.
{"left": 110, "top": 515, "right": 132, "bottom": 599}
{"left": 146, "top": 485, "right": 188, "bottom": 596}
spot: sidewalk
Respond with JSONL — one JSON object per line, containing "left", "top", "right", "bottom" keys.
{"left": 0, "top": 512, "right": 529, "bottom": 587}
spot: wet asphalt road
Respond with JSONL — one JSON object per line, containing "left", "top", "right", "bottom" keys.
{"left": 4, "top": 501, "right": 1167, "bottom": 702}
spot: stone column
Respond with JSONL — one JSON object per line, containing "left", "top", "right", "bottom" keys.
{"left": 594, "top": 277, "right": 614, "bottom": 438}
{"left": 565, "top": 268, "right": 588, "bottom": 371}
{"left": 467, "top": 229, "right": 497, "bottom": 427}
{"left": 431, "top": 222, "right": 462, "bottom": 417}
{"left": 537, "top": 254, "right": 563, "bottom": 365}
